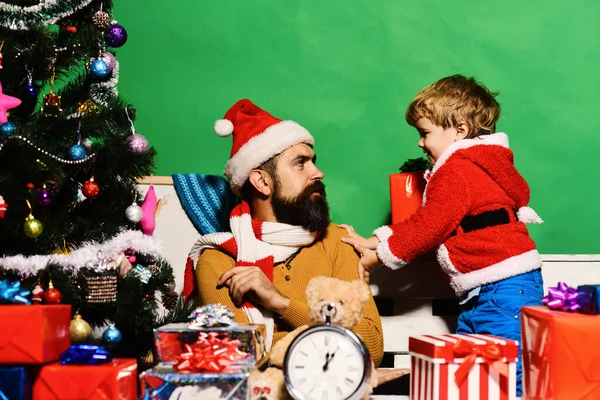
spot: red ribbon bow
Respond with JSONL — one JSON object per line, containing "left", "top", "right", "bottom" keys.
{"left": 174, "top": 332, "right": 247, "bottom": 373}
{"left": 453, "top": 339, "right": 508, "bottom": 386}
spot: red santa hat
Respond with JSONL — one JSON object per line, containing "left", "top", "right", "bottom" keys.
{"left": 215, "top": 99, "right": 314, "bottom": 196}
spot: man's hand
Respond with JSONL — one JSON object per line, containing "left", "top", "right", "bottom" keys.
{"left": 217, "top": 266, "right": 290, "bottom": 315}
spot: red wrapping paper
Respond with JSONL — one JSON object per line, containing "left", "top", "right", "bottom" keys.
{"left": 390, "top": 171, "right": 426, "bottom": 224}
{"left": 32, "top": 358, "right": 137, "bottom": 399}
{"left": 0, "top": 305, "right": 70, "bottom": 364}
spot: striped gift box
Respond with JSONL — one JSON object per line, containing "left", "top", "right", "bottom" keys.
{"left": 409, "top": 334, "right": 518, "bottom": 400}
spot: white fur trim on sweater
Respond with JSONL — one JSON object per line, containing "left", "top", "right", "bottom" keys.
{"left": 214, "top": 119, "right": 234, "bottom": 137}
{"left": 426, "top": 132, "right": 510, "bottom": 178}
{"left": 224, "top": 120, "right": 314, "bottom": 196}
{"left": 373, "top": 225, "right": 393, "bottom": 242}
{"left": 437, "top": 245, "right": 543, "bottom": 296}
{"left": 517, "top": 206, "right": 544, "bottom": 224}
{"left": 376, "top": 239, "right": 408, "bottom": 270}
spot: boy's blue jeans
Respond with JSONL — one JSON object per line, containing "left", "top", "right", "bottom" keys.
{"left": 456, "top": 269, "right": 544, "bottom": 397}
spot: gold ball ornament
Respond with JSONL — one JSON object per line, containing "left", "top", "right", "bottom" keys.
{"left": 24, "top": 214, "right": 43, "bottom": 238}
{"left": 70, "top": 313, "right": 92, "bottom": 343}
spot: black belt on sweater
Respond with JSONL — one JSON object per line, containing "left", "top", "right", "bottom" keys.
{"left": 449, "top": 208, "right": 515, "bottom": 237}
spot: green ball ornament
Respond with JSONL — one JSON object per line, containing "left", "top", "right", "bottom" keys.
{"left": 24, "top": 214, "right": 43, "bottom": 238}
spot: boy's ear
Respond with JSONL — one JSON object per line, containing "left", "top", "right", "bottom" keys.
{"left": 456, "top": 121, "right": 470, "bottom": 140}
{"left": 248, "top": 170, "right": 273, "bottom": 196}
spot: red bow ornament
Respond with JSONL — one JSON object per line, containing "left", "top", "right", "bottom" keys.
{"left": 453, "top": 339, "right": 509, "bottom": 386}
{"left": 175, "top": 332, "right": 247, "bottom": 373}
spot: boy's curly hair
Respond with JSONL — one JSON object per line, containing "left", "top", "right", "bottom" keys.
{"left": 405, "top": 74, "right": 501, "bottom": 138}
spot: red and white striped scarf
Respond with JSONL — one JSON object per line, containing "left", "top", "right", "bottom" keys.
{"left": 183, "top": 201, "right": 319, "bottom": 350}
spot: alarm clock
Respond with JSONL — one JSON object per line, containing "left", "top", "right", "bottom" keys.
{"left": 283, "top": 305, "right": 372, "bottom": 400}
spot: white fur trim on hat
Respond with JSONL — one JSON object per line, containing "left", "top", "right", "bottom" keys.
{"left": 214, "top": 119, "right": 234, "bottom": 137}
{"left": 517, "top": 206, "right": 544, "bottom": 224}
{"left": 224, "top": 120, "right": 314, "bottom": 196}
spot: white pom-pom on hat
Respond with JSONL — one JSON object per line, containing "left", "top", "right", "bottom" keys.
{"left": 214, "top": 119, "right": 234, "bottom": 137}
{"left": 517, "top": 206, "right": 544, "bottom": 224}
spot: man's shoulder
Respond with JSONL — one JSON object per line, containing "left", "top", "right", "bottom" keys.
{"left": 197, "top": 247, "right": 235, "bottom": 267}
{"left": 318, "top": 223, "right": 349, "bottom": 244}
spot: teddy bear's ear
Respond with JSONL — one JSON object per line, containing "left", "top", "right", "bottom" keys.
{"left": 305, "top": 275, "right": 328, "bottom": 300}
{"left": 352, "top": 279, "right": 371, "bottom": 305}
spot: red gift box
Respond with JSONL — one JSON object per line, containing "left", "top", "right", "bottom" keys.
{"left": 409, "top": 334, "right": 518, "bottom": 400}
{"left": 390, "top": 171, "right": 426, "bottom": 224}
{"left": 522, "top": 306, "right": 600, "bottom": 400}
{"left": 0, "top": 305, "right": 70, "bottom": 364}
{"left": 33, "top": 358, "right": 137, "bottom": 399}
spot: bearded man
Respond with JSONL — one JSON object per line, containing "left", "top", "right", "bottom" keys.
{"left": 187, "top": 99, "right": 383, "bottom": 365}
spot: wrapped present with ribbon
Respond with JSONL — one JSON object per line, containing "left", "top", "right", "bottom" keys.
{"left": 140, "top": 363, "right": 249, "bottom": 400}
{"left": 409, "top": 334, "right": 518, "bottom": 400}
{"left": 522, "top": 306, "right": 600, "bottom": 399}
{"left": 0, "top": 366, "right": 32, "bottom": 400}
{"left": 32, "top": 358, "right": 137, "bottom": 400}
{"left": 0, "top": 304, "right": 70, "bottom": 364}
{"left": 543, "top": 282, "right": 600, "bottom": 315}
{"left": 154, "top": 304, "right": 266, "bottom": 365}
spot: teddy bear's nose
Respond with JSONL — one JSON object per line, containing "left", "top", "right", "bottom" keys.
{"left": 258, "top": 397, "right": 268, "bottom": 400}
{"left": 320, "top": 302, "right": 338, "bottom": 322}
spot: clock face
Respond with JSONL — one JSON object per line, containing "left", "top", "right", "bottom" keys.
{"left": 284, "top": 325, "right": 368, "bottom": 400}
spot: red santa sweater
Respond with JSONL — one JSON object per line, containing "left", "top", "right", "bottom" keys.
{"left": 374, "top": 132, "right": 543, "bottom": 296}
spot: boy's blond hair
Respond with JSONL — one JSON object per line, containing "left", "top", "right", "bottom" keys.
{"left": 405, "top": 75, "right": 501, "bottom": 138}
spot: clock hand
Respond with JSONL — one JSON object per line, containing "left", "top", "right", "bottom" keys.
{"left": 323, "top": 346, "right": 339, "bottom": 371}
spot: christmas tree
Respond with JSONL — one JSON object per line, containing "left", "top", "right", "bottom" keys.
{"left": 0, "top": 1, "right": 186, "bottom": 362}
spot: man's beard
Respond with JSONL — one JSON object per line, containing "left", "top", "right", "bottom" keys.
{"left": 271, "top": 180, "right": 330, "bottom": 232}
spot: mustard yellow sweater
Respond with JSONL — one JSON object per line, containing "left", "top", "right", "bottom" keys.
{"left": 195, "top": 223, "right": 384, "bottom": 367}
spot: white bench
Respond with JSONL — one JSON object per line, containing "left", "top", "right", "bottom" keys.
{"left": 140, "top": 179, "right": 600, "bottom": 370}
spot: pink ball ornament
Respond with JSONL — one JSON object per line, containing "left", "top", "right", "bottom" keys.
{"left": 126, "top": 134, "right": 148, "bottom": 154}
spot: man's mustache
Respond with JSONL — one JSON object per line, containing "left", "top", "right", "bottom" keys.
{"left": 305, "top": 180, "right": 326, "bottom": 196}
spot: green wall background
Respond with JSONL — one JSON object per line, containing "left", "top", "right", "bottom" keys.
{"left": 114, "top": 0, "right": 600, "bottom": 254}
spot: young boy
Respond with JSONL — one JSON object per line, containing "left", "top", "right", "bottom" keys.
{"left": 341, "top": 74, "right": 543, "bottom": 396}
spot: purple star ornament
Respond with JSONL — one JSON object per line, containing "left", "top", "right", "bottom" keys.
{"left": 0, "top": 83, "right": 21, "bottom": 124}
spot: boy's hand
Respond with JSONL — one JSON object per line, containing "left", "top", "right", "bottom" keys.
{"left": 339, "top": 224, "right": 382, "bottom": 281}
{"left": 356, "top": 246, "right": 382, "bottom": 282}
{"left": 339, "top": 224, "right": 380, "bottom": 249}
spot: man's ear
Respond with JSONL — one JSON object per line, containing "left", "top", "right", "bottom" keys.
{"left": 248, "top": 170, "right": 273, "bottom": 196}
{"left": 456, "top": 121, "right": 470, "bottom": 140}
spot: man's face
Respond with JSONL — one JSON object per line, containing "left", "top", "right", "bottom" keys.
{"left": 269, "top": 144, "right": 330, "bottom": 232}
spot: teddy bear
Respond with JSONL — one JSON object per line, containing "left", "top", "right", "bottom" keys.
{"left": 249, "top": 367, "right": 291, "bottom": 400}
{"left": 268, "top": 276, "right": 378, "bottom": 400}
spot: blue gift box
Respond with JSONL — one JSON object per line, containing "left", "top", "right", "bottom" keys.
{"left": 0, "top": 366, "right": 32, "bottom": 400}
{"left": 577, "top": 285, "right": 600, "bottom": 314}
{"left": 140, "top": 363, "right": 249, "bottom": 400}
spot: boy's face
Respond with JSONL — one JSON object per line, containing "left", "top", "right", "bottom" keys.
{"left": 415, "top": 117, "right": 465, "bottom": 165}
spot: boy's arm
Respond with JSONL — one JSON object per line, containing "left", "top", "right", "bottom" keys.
{"left": 375, "top": 163, "right": 471, "bottom": 270}
{"left": 195, "top": 249, "right": 250, "bottom": 323}
{"left": 331, "top": 226, "right": 385, "bottom": 367}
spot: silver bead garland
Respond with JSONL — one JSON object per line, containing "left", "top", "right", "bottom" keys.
{"left": 0, "top": 135, "right": 96, "bottom": 164}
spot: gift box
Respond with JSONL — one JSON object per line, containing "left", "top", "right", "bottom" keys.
{"left": 0, "top": 366, "right": 32, "bottom": 400}
{"left": 32, "top": 358, "right": 137, "bottom": 399}
{"left": 522, "top": 306, "right": 600, "bottom": 399}
{"left": 577, "top": 285, "right": 600, "bottom": 314}
{"left": 140, "top": 363, "right": 249, "bottom": 400}
{"left": 390, "top": 171, "right": 426, "bottom": 224}
{"left": 154, "top": 323, "right": 266, "bottom": 365}
{"left": 409, "top": 334, "right": 518, "bottom": 400}
{"left": 0, "top": 305, "right": 70, "bottom": 364}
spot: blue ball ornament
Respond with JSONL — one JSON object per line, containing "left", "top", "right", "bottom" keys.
{"left": 90, "top": 59, "right": 110, "bottom": 79}
{"left": 1, "top": 122, "right": 17, "bottom": 138}
{"left": 68, "top": 144, "right": 87, "bottom": 160}
{"left": 102, "top": 326, "right": 122, "bottom": 345}
{"left": 25, "top": 82, "right": 37, "bottom": 97}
